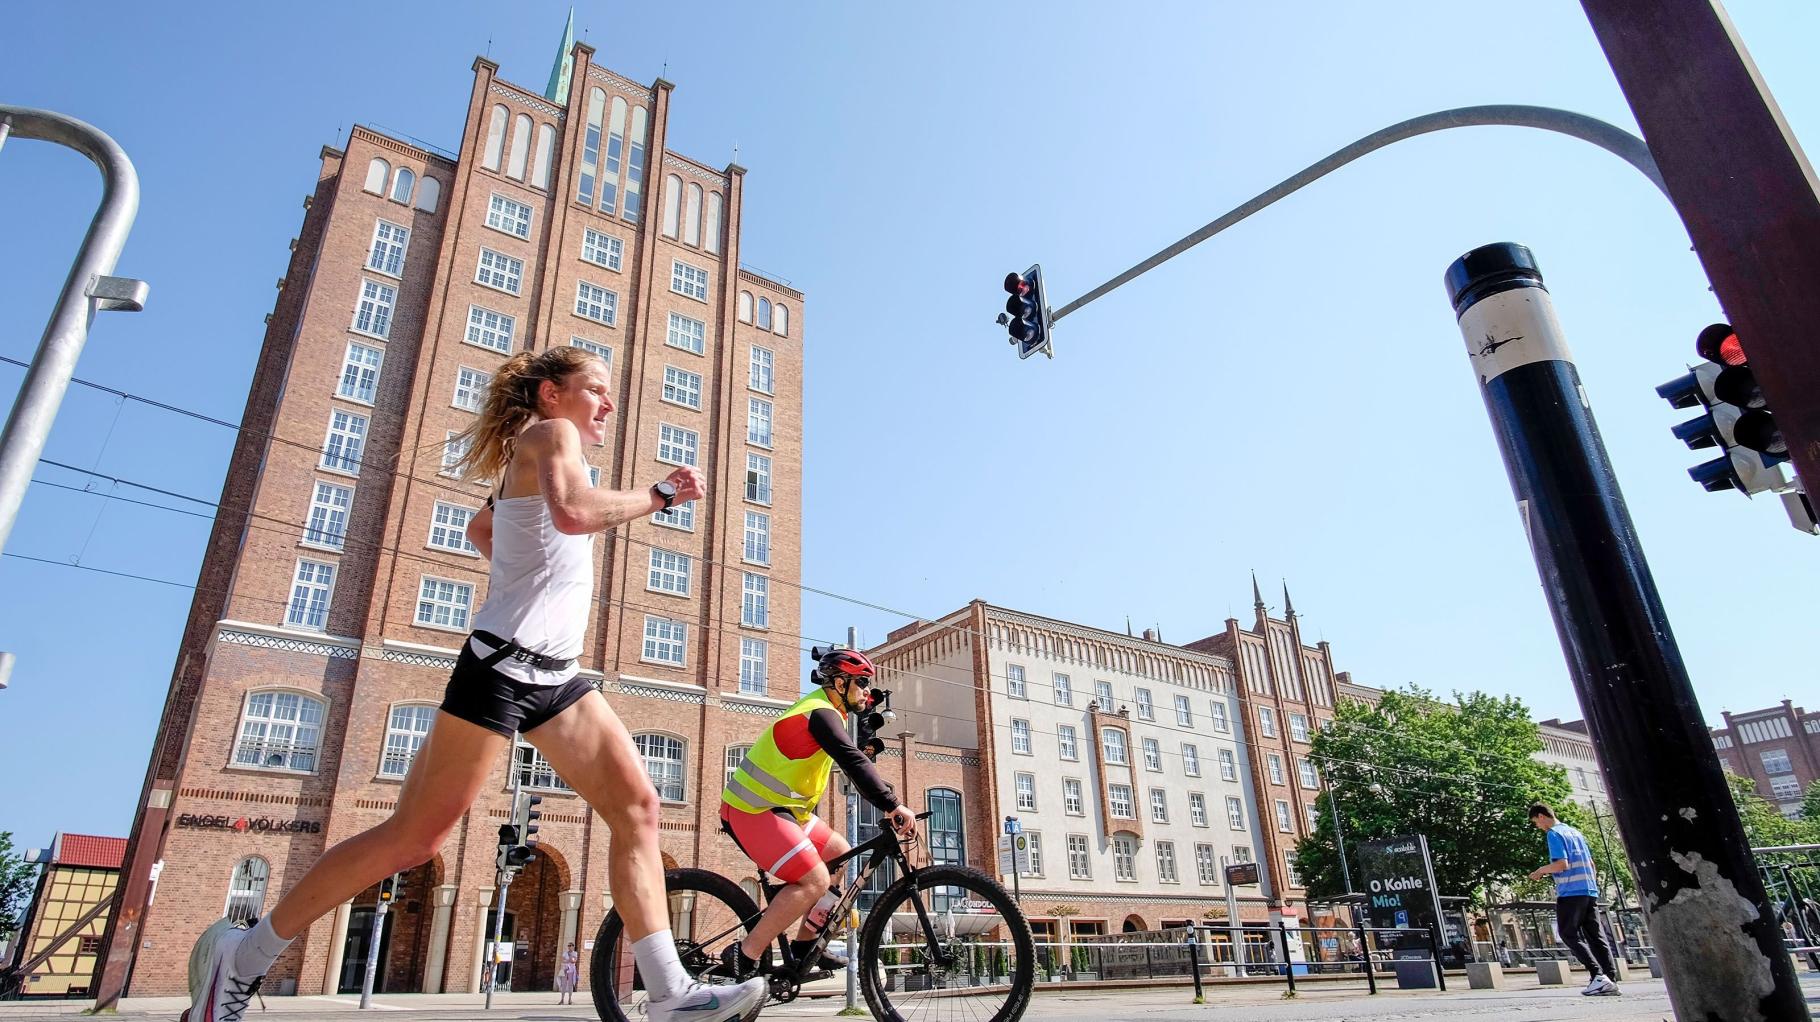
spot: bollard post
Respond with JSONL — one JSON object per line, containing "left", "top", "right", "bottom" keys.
{"left": 1357, "top": 921, "right": 1377, "bottom": 995}
{"left": 1429, "top": 923, "right": 1447, "bottom": 992}
{"left": 1277, "top": 921, "right": 1296, "bottom": 994}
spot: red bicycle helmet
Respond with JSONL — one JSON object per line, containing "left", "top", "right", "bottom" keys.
{"left": 816, "top": 648, "right": 876, "bottom": 686}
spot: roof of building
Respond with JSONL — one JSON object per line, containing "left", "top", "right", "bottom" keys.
{"left": 53, "top": 833, "right": 128, "bottom": 869}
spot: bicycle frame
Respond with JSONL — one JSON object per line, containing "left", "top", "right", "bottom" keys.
{"left": 698, "top": 811, "right": 944, "bottom": 985}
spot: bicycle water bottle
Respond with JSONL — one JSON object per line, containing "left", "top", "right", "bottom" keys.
{"left": 807, "top": 885, "right": 841, "bottom": 931}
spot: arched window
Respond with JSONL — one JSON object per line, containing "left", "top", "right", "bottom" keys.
{"left": 661, "top": 174, "right": 682, "bottom": 238}
{"left": 390, "top": 167, "right": 415, "bottom": 204}
{"left": 379, "top": 703, "right": 437, "bottom": 778}
{"left": 602, "top": 97, "right": 628, "bottom": 213}
{"left": 704, "top": 193, "right": 723, "bottom": 254}
{"left": 532, "top": 123, "right": 555, "bottom": 190}
{"left": 724, "top": 744, "right": 752, "bottom": 791}
{"left": 739, "top": 878, "right": 761, "bottom": 905}
{"left": 577, "top": 89, "right": 605, "bottom": 205}
{"left": 684, "top": 183, "right": 703, "bottom": 247}
{"left": 232, "top": 689, "right": 326, "bottom": 772}
{"left": 635, "top": 733, "right": 686, "bottom": 802}
{"left": 482, "top": 104, "right": 508, "bottom": 171}
{"left": 224, "top": 856, "right": 270, "bottom": 925}
{"left": 623, "top": 106, "right": 647, "bottom": 222}
{"left": 756, "top": 297, "right": 772, "bottom": 331}
{"left": 737, "top": 291, "right": 753, "bottom": 323}
{"left": 363, "top": 158, "right": 389, "bottom": 194}
{"left": 773, "top": 304, "right": 789, "bottom": 337}
{"left": 415, "top": 177, "right": 441, "bottom": 213}
{"left": 856, "top": 801, "right": 898, "bottom": 910}
{"left": 507, "top": 113, "right": 532, "bottom": 179}
{"left": 926, "top": 788, "right": 966, "bottom": 911}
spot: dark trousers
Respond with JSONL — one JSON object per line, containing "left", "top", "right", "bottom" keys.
{"left": 1556, "top": 894, "right": 1617, "bottom": 978}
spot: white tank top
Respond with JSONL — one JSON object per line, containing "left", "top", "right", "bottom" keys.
{"left": 469, "top": 453, "right": 594, "bottom": 686}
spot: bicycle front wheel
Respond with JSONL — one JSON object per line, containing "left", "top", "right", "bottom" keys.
{"left": 858, "top": 865, "right": 1035, "bottom": 1022}
{"left": 590, "top": 868, "right": 766, "bottom": 1022}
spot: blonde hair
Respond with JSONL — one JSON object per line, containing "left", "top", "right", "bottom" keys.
{"left": 451, "top": 346, "right": 604, "bottom": 483}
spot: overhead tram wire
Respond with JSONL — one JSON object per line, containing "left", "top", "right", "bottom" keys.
{"left": 5, "top": 361, "right": 1569, "bottom": 795}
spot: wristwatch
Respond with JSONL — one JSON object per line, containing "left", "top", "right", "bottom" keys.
{"left": 651, "top": 480, "right": 677, "bottom": 512}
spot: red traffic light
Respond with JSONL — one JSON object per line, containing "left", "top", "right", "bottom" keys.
{"left": 1003, "top": 272, "right": 1030, "bottom": 296}
{"left": 1696, "top": 323, "right": 1748, "bottom": 366}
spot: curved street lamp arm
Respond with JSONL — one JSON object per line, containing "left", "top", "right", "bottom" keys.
{"left": 1049, "top": 104, "right": 1664, "bottom": 323}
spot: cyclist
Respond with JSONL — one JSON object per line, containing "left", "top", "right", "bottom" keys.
{"left": 716, "top": 648, "right": 915, "bottom": 980}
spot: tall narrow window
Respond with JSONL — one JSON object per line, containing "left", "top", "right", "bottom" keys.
{"left": 304, "top": 481, "right": 353, "bottom": 550}
{"left": 507, "top": 113, "right": 532, "bottom": 179}
{"left": 225, "top": 857, "right": 270, "bottom": 924}
{"left": 662, "top": 174, "right": 682, "bottom": 238}
{"left": 773, "top": 304, "right": 789, "bottom": 337}
{"left": 684, "top": 182, "right": 703, "bottom": 246}
{"left": 533, "top": 123, "right": 555, "bottom": 189}
{"left": 743, "top": 511, "right": 770, "bottom": 565}
{"left": 602, "top": 97, "right": 628, "bottom": 214}
{"left": 750, "top": 346, "right": 774, "bottom": 393}
{"left": 739, "top": 638, "right": 767, "bottom": 695}
{"left": 622, "top": 106, "right": 647, "bottom": 222}
{"left": 338, "top": 342, "right": 383, "bottom": 404}
{"left": 415, "top": 177, "right": 441, "bottom": 213}
{"left": 756, "top": 297, "right": 772, "bottom": 331}
{"left": 745, "top": 452, "right": 771, "bottom": 503}
{"left": 747, "top": 398, "right": 773, "bottom": 447}
{"left": 577, "top": 89, "right": 604, "bottom": 205}
{"left": 352, "top": 280, "right": 397, "bottom": 338}
{"left": 321, "top": 410, "right": 369, "bottom": 474}
{"left": 738, "top": 291, "right": 753, "bottom": 323}
{"left": 364, "top": 158, "right": 389, "bottom": 194}
{"left": 390, "top": 167, "right": 415, "bottom": 204}
{"left": 379, "top": 704, "right": 436, "bottom": 778}
{"left": 285, "top": 561, "right": 336, "bottom": 631}
{"left": 705, "top": 193, "right": 723, "bottom": 254}
{"left": 483, "top": 105, "right": 508, "bottom": 171}
{"left": 742, "top": 573, "right": 769, "bottom": 628}
{"left": 367, "top": 220, "right": 410, "bottom": 276}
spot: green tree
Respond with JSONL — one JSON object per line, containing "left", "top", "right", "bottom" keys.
{"left": 1801, "top": 779, "right": 1820, "bottom": 824}
{"left": 1294, "top": 687, "right": 1572, "bottom": 907}
{"left": 1726, "top": 773, "right": 1819, "bottom": 847}
{"left": 0, "top": 832, "right": 39, "bottom": 942}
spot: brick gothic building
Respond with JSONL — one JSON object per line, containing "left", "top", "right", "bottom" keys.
{"left": 868, "top": 582, "right": 1346, "bottom": 961}
{"left": 1711, "top": 701, "right": 1820, "bottom": 817}
{"left": 101, "top": 36, "right": 811, "bottom": 998}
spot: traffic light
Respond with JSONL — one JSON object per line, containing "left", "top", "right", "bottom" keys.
{"left": 856, "top": 689, "right": 892, "bottom": 760}
{"left": 502, "top": 793, "right": 542, "bottom": 871}
{"left": 1000, "top": 265, "right": 1053, "bottom": 360}
{"left": 495, "top": 822, "right": 519, "bottom": 875}
{"left": 1656, "top": 323, "right": 1788, "bottom": 495}
{"left": 378, "top": 873, "right": 399, "bottom": 905}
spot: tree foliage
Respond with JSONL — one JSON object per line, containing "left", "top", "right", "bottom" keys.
{"left": 1727, "top": 773, "right": 1820, "bottom": 847}
{"left": 0, "top": 832, "right": 39, "bottom": 939}
{"left": 1293, "top": 687, "right": 1572, "bottom": 908}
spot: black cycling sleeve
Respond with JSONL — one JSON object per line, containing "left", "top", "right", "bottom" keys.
{"left": 808, "top": 707, "right": 899, "bottom": 812}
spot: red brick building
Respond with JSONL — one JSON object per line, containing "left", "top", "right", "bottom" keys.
{"left": 100, "top": 30, "right": 812, "bottom": 998}
{"left": 1711, "top": 701, "right": 1820, "bottom": 817}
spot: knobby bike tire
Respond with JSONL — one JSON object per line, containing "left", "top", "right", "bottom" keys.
{"left": 589, "top": 867, "right": 765, "bottom": 1022}
{"left": 858, "top": 865, "right": 1036, "bottom": 1022}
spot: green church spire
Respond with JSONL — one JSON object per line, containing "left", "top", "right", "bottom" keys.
{"left": 544, "top": 7, "right": 576, "bottom": 104}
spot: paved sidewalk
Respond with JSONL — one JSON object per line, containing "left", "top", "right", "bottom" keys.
{"left": 0, "top": 974, "right": 1736, "bottom": 1022}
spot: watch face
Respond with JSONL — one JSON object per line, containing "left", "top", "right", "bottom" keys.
{"left": 655, "top": 481, "right": 677, "bottom": 497}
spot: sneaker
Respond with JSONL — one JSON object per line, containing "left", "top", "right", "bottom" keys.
{"left": 180, "top": 919, "right": 266, "bottom": 1022}
{"left": 1582, "top": 974, "right": 1621, "bottom": 996}
{"left": 646, "top": 977, "right": 767, "bottom": 1022}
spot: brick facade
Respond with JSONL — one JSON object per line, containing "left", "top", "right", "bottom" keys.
{"left": 1711, "top": 701, "right": 1820, "bottom": 816}
{"left": 103, "top": 39, "right": 805, "bottom": 998}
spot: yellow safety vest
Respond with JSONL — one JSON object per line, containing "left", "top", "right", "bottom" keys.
{"left": 722, "top": 688, "right": 841, "bottom": 822}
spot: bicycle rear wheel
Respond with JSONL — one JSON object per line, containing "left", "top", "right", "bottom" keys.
{"left": 858, "top": 865, "right": 1035, "bottom": 1022}
{"left": 589, "top": 868, "right": 767, "bottom": 1022}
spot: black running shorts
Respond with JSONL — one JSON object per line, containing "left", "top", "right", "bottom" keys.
{"left": 439, "top": 639, "right": 595, "bottom": 738}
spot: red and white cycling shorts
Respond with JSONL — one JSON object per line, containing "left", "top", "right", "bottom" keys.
{"left": 719, "top": 803, "right": 835, "bottom": 883}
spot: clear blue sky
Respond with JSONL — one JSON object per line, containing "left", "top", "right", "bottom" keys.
{"left": 3, "top": 1, "right": 1816, "bottom": 849}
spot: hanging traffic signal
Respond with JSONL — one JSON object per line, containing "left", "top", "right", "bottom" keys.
{"left": 495, "top": 822, "right": 520, "bottom": 875}
{"left": 856, "top": 689, "right": 892, "bottom": 760}
{"left": 502, "top": 793, "right": 542, "bottom": 871}
{"left": 378, "top": 874, "right": 398, "bottom": 904}
{"left": 1657, "top": 323, "right": 1787, "bottom": 495}
{"left": 1001, "top": 265, "right": 1053, "bottom": 360}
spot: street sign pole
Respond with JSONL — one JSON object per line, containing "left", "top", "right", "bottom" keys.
{"left": 1445, "top": 243, "right": 1804, "bottom": 1018}
{"left": 357, "top": 874, "right": 398, "bottom": 1009}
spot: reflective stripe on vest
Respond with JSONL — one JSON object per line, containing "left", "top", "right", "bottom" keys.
{"left": 722, "top": 688, "right": 840, "bottom": 820}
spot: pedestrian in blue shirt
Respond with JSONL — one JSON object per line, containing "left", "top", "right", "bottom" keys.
{"left": 1529, "top": 802, "right": 1621, "bottom": 996}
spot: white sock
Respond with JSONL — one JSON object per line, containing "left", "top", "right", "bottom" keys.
{"left": 631, "top": 930, "right": 692, "bottom": 1003}
{"left": 232, "top": 916, "right": 292, "bottom": 977}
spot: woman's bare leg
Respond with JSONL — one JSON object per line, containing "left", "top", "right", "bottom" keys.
{"left": 268, "top": 712, "right": 507, "bottom": 939}
{"left": 523, "top": 691, "right": 669, "bottom": 941}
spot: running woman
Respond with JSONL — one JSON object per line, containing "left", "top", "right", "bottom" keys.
{"left": 182, "top": 346, "right": 766, "bottom": 1022}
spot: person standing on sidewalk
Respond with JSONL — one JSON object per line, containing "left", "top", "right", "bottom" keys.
{"left": 557, "top": 942, "right": 580, "bottom": 1004}
{"left": 1528, "top": 802, "right": 1621, "bottom": 996}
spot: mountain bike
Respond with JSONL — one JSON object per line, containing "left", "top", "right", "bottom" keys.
{"left": 590, "top": 810, "right": 1035, "bottom": 1022}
